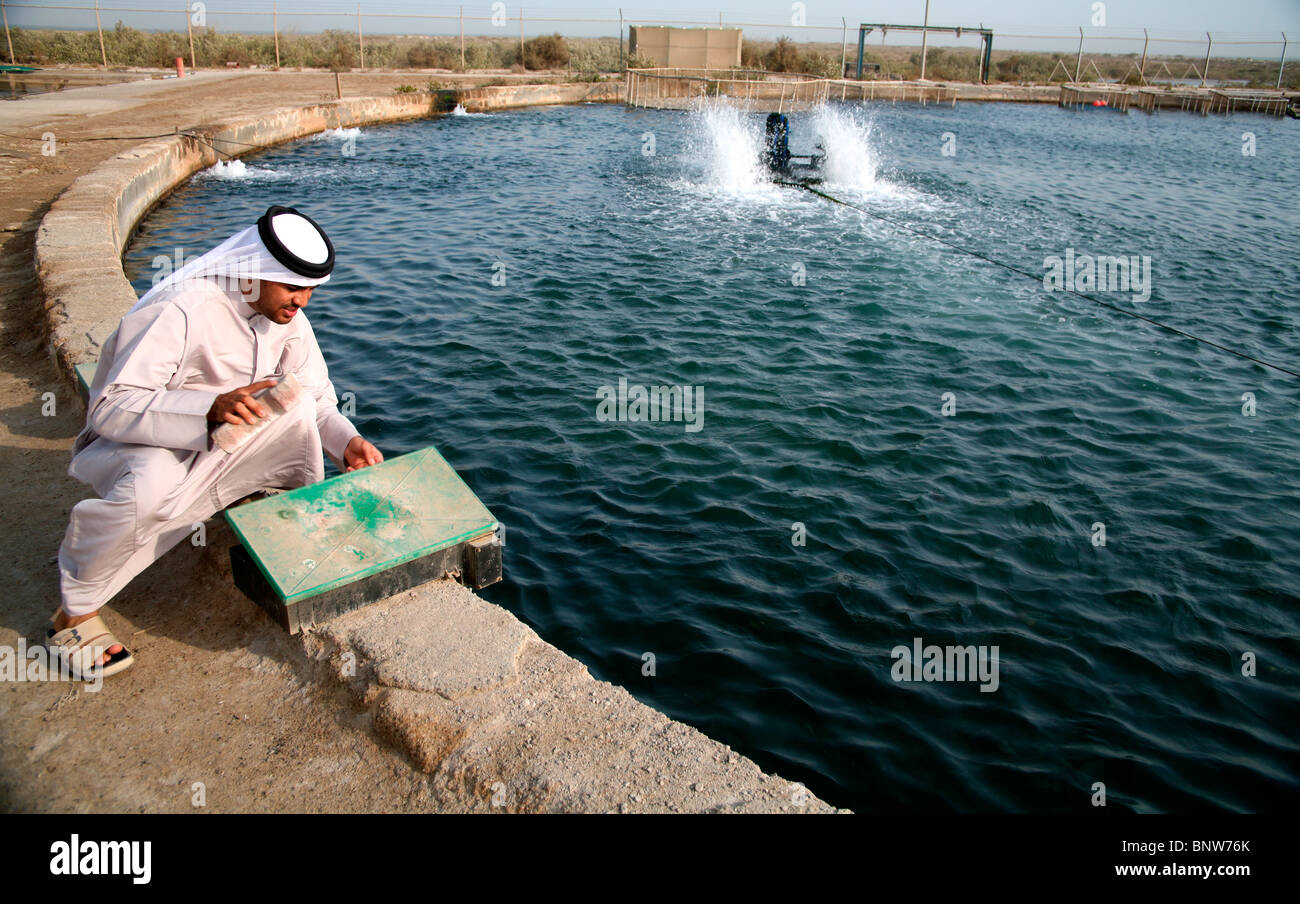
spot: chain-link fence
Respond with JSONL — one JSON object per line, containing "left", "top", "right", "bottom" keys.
{"left": 1, "top": 2, "right": 1293, "bottom": 89}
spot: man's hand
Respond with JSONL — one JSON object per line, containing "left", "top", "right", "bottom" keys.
{"left": 207, "top": 380, "right": 276, "bottom": 425}
{"left": 343, "top": 436, "right": 383, "bottom": 472}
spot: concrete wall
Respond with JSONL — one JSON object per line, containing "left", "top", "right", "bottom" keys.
{"left": 630, "top": 27, "right": 743, "bottom": 68}
{"left": 455, "top": 81, "right": 622, "bottom": 111}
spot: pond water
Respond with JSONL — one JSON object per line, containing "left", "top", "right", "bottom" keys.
{"left": 124, "top": 100, "right": 1300, "bottom": 813}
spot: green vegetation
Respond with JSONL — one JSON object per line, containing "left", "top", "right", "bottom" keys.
{"left": 7, "top": 23, "right": 622, "bottom": 73}
{"left": 741, "top": 38, "right": 1296, "bottom": 88}
{"left": 521, "top": 33, "right": 567, "bottom": 70}
{"left": 405, "top": 39, "right": 460, "bottom": 70}
{"left": 736, "top": 36, "right": 841, "bottom": 79}
{"left": 6, "top": 24, "right": 1294, "bottom": 88}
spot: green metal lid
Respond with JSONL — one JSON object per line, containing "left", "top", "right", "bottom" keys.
{"left": 226, "top": 445, "right": 497, "bottom": 605}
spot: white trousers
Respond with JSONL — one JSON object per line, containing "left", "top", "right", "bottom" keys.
{"left": 58, "top": 395, "right": 324, "bottom": 617}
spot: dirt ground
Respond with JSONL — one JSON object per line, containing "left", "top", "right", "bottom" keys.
{"left": 0, "top": 71, "right": 502, "bottom": 813}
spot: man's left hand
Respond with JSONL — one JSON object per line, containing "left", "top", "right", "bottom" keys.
{"left": 343, "top": 436, "right": 383, "bottom": 472}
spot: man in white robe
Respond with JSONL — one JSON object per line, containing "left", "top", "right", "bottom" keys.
{"left": 50, "top": 206, "right": 382, "bottom": 678}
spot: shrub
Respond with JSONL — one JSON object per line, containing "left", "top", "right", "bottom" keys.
{"left": 764, "top": 36, "right": 801, "bottom": 72}
{"left": 321, "top": 29, "right": 355, "bottom": 71}
{"left": 407, "top": 40, "right": 458, "bottom": 69}
{"left": 522, "top": 33, "right": 568, "bottom": 70}
{"left": 464, "top": 40, "right": 507, "bottom": 70}
{"left": 568, "top": 39, "right": 619, "bottom": 73}
{"left": 800, "top": 52, "right": 840, "bottom": 79}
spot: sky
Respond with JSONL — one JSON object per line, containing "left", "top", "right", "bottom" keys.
{"left": 7, "top": 1, "right": 1299, "bottom": 57}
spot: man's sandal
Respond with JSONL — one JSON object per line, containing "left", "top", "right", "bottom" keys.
{"left": 46, "top": 613, "right": 134, "bottom": 680}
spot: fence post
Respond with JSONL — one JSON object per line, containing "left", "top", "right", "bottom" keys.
{"left": 919, "top": 0, "right": 930, "bottom": 79}
{"left": 619, "top": 9, "right": 624, "bottom": 71}
{"left": 839, "top": 17, "right": 846, "bottom": 78}
{"left": 519, "top": 9, "right": 524, "bottom": 68}
{"left": 1074, "top": 27, "right": 1083, "bottom": 82}
{"left": 94, "top": 0, "right": 107, "bottom": 68}
{"left": 1279, "top": 32, "right": 1289, "bottom": 91}
{"left": 1200, "top": 32, "right": 1211, "bottom": 87}
{"left": 460, "top": 7, "right": 465, "bottom": 70}
{"left": 1, "top": 0, "right": 14, "bottom": 65}
{"left": 273, "top": 3, "right": 280, "bottom": 69}
{"left": 357, "top": 4, "right": 365, "bottom": 70}
{"left": 1139, "top": 28, "right": 1148, "bottom": 83}
{"left": 185, "top": 2, "right": 195, "bottom": 69}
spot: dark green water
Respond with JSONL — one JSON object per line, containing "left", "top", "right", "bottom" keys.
{"left": 125, "top": 102, "right": 1300, "bottom": 813}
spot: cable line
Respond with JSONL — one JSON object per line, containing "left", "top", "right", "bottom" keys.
{"left": 776, "top": 180, "right": 1300, "bottom": 380}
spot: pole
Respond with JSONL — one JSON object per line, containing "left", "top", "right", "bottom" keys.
{"left": 335, "top": 71, "right": 342, "bottom": 98}
{"left": 839, "top": 17, "right": 847, "bottom": 79}
{"left": 1201, "top": 32, "right": 1211, "bottom": 88}
{"left": 186, "top": 2, "right": 195, "bottom": 70}
{"left": 2, "top": 0, "right": 14, "bottom": 66}
{"left": 619, "top": 9, "right": 624, "bottom": 71}
{"left": 1139, "top": 28, "right": 1148, "bottom": 83}
{"left": 1074, "top": 27, "right": 1083, "bottom": 82}
{"left": 273, "top": 3, "right": 280, "bottom": 69}
{"left": 94, "top": 0, "right": 107, "bottom": 68}
{"left": 357, "top": 5, "right": 365, "bottom": 71}
{"left": 460, "top": 7, "right": 465, "bottom": 70}
{"left": 919, "top": 0, "right": 931, "bottom": 80}
{"left": 519, "top": 9, "right": 524, "bottom": 69}
{"left": 1274, "top": 32, "right": 1284, "bottom": 91}
{"left": 856, "top": 25, "right": 865, "bottom": 79}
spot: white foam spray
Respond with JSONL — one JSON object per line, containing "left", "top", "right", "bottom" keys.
{"left": 680, "top": 103, "right": 774, "bottom": 197}
{"left": 314, "top": 127, "right": 362, "bottom": 142}
{"left": 199, "top": 159, "right": 279, "bottom": 181}
{"left": 808, "top": 105, "right": 881, "bottom": 191}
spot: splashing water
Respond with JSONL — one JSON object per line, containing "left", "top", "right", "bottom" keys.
{"left": 315, "top": 127, "right": 361, "bottom": 142}
{"left": 682, "top": 103, "right": 773, "bottom": 196}
{"left": 198, "top": 159, "right": 278, "bottom": 181}
{"left": 678, "top": 103, "right": 887, "bottom": 199}
{"left": 809, "top": 105, "right": 881, "bottom": 191}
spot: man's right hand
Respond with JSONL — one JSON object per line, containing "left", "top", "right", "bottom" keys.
{"left": 207, "top": 380, "right": 277, "bottom": 425}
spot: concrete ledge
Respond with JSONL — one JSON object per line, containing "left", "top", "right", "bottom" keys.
{"left": 32, "top": 81, "right": 844, "bottom": 812}
{"left": 455, "top": 81, "right": 623, "bottom": 112}
{"left": 306, "top": 580, "right": 840, "bottom": 812}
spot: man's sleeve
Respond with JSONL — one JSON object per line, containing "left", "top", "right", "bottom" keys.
{"left": 88, "top": 302, "right": 217, "bottom": 452}
{"left": 285, "top": 317, "right": 360, "bottom": 467}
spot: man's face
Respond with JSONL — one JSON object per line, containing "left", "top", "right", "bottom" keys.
{"left": 247, "top": 280, "right": 314, "bottom": 324}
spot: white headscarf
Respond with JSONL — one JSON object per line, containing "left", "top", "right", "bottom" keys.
{"left": 131, "top": 219, "right": 331, "bottom": 314}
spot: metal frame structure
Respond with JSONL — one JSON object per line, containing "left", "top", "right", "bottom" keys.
{"left": 856, "top": 23, "right": 994, "bottom": 84}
